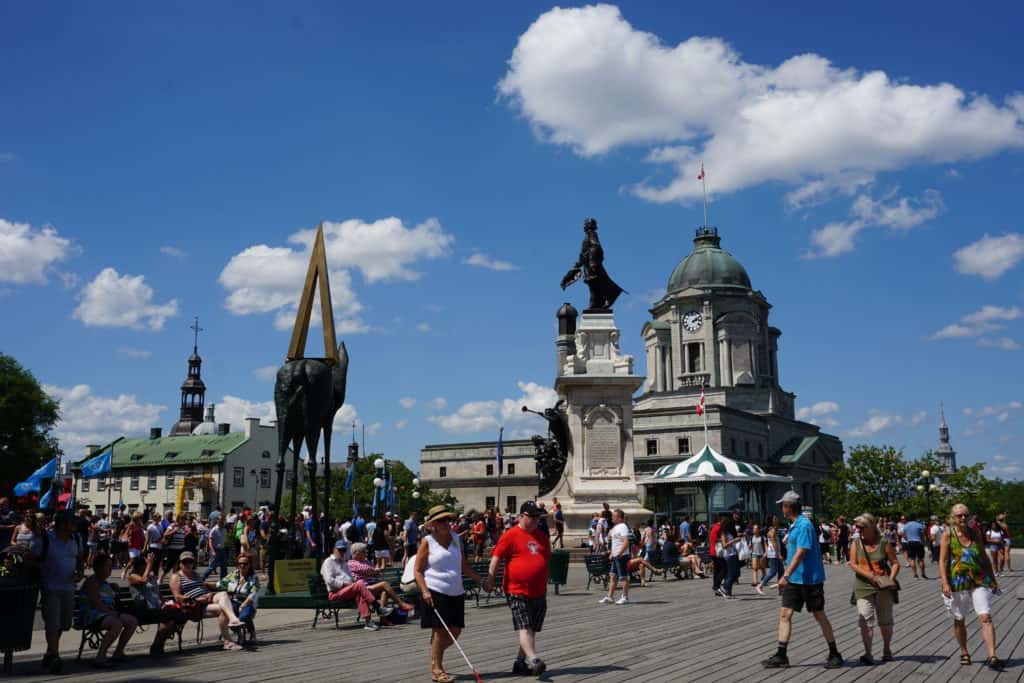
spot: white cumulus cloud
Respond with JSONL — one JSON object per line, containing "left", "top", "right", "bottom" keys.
{"left": 252, "top": 366, "right": 279, "bottom": 381}
{"left": 847, "top": 409, "right": 926, "bottom": 438}
{"left": 428, "top": 381, "right": 559, "bottom": 435}
{"left": 428, "top": 401, "right": 500, "bottom": 434}
{"left": 498, "top": 5, "right": 1024, "bottom": 204}
{"left": 43, "top": 384, "right": 166, "bottom": 460}
{"left": 0, "top": 218, "right": 75, "bottom": 284}
{"left": 953, "top": 233, "right": 1024, "bottom": 280}
{"left": 929, "top": 305, "right": 1021, "bottom": 341}
{"left": 73, "top": 268, "right": 179, "bottom": 331}
{"left": 465, "top": 252, "right": 519, "bottom": 271}
{"left": 804, "top": 189, "right": 943, "bottom": 258}
{"left": 796, "top": 401, "right": 840, "bottom": 428}
{"left": 159, "top": 246, "right": 187, "bottom": 260}
{"left": 399, "top": 397, "right": 417, "bottom": 409}
{"left": 220, "top": 217, "right": 452, "bottom": 334}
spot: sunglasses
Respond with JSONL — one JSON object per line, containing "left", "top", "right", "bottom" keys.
{"left": 181, "top": 559, "right": 195, "bottom": 564}
{"left": 953, "top": 513, "right": 968, "bottom": 518}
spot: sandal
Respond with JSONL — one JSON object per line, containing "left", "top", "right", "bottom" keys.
{"left": 223, "top": 641, "right": 243, "bottom": 651}
{"left": 431, "top": 672, "right": 455, "bottom": 683}
{"left": 987, "top": 657, "right": 1004, "bottom": 671}
{"left": 959, "top": 653, "right": 971, "bottom": 665}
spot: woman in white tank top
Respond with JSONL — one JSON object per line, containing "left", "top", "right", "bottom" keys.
{"left": 414, "top": 505, "right": 486, "bottom": 683}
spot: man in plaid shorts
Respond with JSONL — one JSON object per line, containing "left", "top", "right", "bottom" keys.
{"left": 486, "top": 501, "right": 552, "bottom": 678}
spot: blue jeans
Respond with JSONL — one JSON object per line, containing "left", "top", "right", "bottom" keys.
{"left": 760, "top": 557, "right": 784, "bottom": 587}
{"left": 722, "top": 555, "right": 741, "bottom": 595}
{"left": 201, "top": 547, "right": 227, "bottom": 581}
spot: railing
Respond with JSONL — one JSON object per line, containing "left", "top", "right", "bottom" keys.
{"left": 677, "top": 373, "right": 710, "bottom": 388}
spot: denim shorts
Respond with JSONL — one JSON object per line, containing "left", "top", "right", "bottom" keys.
{"left": 610, "top": 554, "right": 631, "bottom": 578}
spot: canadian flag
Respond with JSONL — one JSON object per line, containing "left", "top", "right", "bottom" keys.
{"left": 697, "top": 164, "right": 705, "bottom": 181}
{"left": 695, "top": 386, "right": 705, "bottom": 416}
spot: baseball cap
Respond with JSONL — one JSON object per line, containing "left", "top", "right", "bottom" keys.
{"left": 519, "top": 501, "right": 545, "bottom": 517}
{"left": 179, "top": 551, "right": 196, "bottom": 562}
{"left": 776, "top": 490, "right": 801, "bottom": 505}
{"left": 334, "top": 539, "right": 348, "bottom": 550}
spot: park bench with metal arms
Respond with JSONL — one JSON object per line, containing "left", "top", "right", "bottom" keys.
{"left": 584, "top": 555, "right": 610, "bottom": 591}
{"left": 74, "top": 584, "right": 192, "bottom": 660}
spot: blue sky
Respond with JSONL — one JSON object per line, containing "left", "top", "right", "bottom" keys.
{"left": 1, "top": 2, "right": 1022, "bottom": 478}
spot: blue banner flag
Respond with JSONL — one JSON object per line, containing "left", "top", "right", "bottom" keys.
{"left": 65, "top": 481, "right": 75, "bottom": 511}
{"left": 344, "top": 462, "right": 355, "bottom": 492}
{"left": 80, "top": 448, "right": 112, "bottom": 478}
{"left": 496, "top": 427, "right": 504, "bottom": 472}
{"left": 39, "top": 487, "right": 52, "bottom": 510}
{"left": 13, "top": 457, "right": 58, "bottom": 497}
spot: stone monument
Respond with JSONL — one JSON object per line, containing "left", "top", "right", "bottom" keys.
{"left": 546, "top": 217, "right": 650, "bottom": 543}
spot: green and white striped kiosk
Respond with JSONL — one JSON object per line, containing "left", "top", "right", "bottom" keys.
{"left": 640, "top": 443, "right": 791, "bottom": 524}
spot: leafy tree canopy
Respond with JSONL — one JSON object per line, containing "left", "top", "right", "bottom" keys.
{"left": 0, "top": 353, "right": 61, "bottom": 488}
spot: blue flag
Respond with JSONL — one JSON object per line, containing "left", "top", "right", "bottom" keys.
{"left": 352, "top": 498, "right": 359, "bottom": 518}
{"left": 496, "top": 427, "right": 504, "bottom": 473}
{"left": 65, "top": 481, "right": 75, "bottom": 511}
{"left": 13, "top": 457, "right": 58, "bottom": 497}
{"left": 80, "top": 448, "right": 112, "bottom": 478}
{"left": 39, "top": 487, "right": 53, "bottom": 510}
{"left": 344, "top": 462, "right": 355, "bottom": 492}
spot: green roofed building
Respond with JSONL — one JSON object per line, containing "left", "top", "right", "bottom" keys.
{"left": 72, "top": 336, "right": 295, "bottom": 517}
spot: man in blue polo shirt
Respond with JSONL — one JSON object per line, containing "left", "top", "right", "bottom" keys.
{"left": 763, "top": 491, "right": 843, "bottom": 670}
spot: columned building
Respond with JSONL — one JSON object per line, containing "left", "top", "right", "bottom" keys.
{"left": 634, "top": 227, "right": 842, "bottom": 517}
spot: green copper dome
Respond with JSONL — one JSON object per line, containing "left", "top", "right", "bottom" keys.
{"left": 666, "top": 228, "right": 752, "bottom": 293}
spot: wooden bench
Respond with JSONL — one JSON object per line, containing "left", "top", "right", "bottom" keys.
{"left": 257, "top": 587, "right": 356, "bottom": 629}
{"left": 74, "top": 584, "right": 192, "bottom": 660}
{"left": 584, "top": 555, "right": 610, "bottom": 591}
{"left": 464, "top": 560, "right": 502, "bottom": 607}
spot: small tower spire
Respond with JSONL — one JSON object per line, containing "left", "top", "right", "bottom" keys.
{"left": 190, "top": 316, "right": 204, "bottom": 354}
{"left": 936, "top": 402, "right": 957, "bottom": 475}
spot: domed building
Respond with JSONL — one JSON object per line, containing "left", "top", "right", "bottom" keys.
{"left": 634, "top": 227, "right": 843, "bottom": 517}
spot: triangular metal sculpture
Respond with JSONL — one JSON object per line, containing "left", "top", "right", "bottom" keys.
{"left": 268, "top": 221, "right": 349, "bottom": 593}
{"left": 287, "top": 224, "right": 339, "bottom": 365}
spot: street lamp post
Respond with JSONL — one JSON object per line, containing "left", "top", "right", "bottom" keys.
{"left": 916, "top": 470, "right": 935, "bottom": 520}
{"left": 250, "top": 468, "right": 259, "bottom": 510}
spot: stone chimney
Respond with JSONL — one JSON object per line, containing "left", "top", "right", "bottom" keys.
{"left": 85, "top": 444, "right": 100, "bottom": 456}
{"left": 216, "top": 423, "right": 231, "bottom": 436}
{"left": 244, "top": 417, "right": 260, "bottom": 438}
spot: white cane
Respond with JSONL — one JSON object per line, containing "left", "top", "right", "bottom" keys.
{"left": 430, "top": 603, "right": 484, "bottom": 683}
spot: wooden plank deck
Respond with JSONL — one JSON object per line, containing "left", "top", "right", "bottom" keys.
{"left": 8, "top": 563, "right": 1023, "bottom": 682}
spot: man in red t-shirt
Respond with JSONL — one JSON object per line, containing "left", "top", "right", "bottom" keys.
{"left": 709, "top": 513, "right": 725, "bottom": 596}
{"left": 486, "top": 501, "right": 551, "bottom": 678}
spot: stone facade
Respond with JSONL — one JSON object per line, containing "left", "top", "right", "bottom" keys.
{"left": 420, "top": 439, "right": 540, "bottom": 514}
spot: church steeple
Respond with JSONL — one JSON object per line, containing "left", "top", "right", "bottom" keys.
{"left": 171, "top": 317, "right": 207, "bottom": 436}
{"left": 937, "top": 403, "right": 957, "bottom": 475}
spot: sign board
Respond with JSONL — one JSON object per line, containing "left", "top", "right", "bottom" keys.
{"left": 273, "top": 559, "right": 317, "bottom": 594}
{"left": 673, "top": 487, "right": 700, "bottom": 496}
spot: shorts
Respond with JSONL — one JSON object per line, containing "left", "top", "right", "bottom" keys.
{"left": 420, "top": 592, "right": 464, "bottom": 630}
{"left": 507, "top": 594, "right": 546, "bottom": 632}
{"left": 41, "top": 589, "right": 75, "bottom": 632}
{"left": 163, "top": 548, "right": 183, "bottom": 572}
{"left": 97, "top": 539, "right": 110, "bottom": 554}
{"left": 128, "top": 548, "right": 141, "bottom": 559}
{"left": 610, "top": 554, "right": 631, "bottom": 578}
{"left": 945, "top": 587, "right": 992, "bottom": 620}
{"left": 856, "top": 591, "right": 895, "bottom": 627}
{"left": 781, "top": 583, "right": 826, "bottom": 613}
{"left": 906, "top": 542, "right": 925, "bottom": 560}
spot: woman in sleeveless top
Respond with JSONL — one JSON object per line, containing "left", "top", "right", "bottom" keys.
{"left": 757, "top": 514, "right": 783, "bottom": 592}
{"left": 11, "top": 512, "right": 39, "bottom": 548}
{"left": 414, "top": 505, "right": 486, "bottom": 683}
{"left": 847, "top": 513, "right": 899, "bottom": 664}
{"left": 984, "top": 521, "right": 1004, "bottom": 574}
{"left": 940, "top": 504, "right": 1002, "bottom": 669}
{"left": 127, "top": 551, "right": 184, "bottom": 655}
{"left": 82, "top": 553, "right": 139, "bottom": 667}
{"left": 169, "top": 551, "right": 246, "bottom": 650}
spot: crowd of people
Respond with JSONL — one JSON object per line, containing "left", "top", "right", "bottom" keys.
{"left": 0, "top": 491, "right": 1015, "bottom": 676}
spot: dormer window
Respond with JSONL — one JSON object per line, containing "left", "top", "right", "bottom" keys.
{"left": 164, "top": 452, "right": 178, "bottom": 459}
{"left": 200, "top": 449, "right": 216, "bottom": 457}
{"left": 130, "top": 453, "right": 144, "bottom": 461}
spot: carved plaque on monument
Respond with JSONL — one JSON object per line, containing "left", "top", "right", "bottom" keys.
{"left": 586, "top": 413, "right": 621, "bottom": 473}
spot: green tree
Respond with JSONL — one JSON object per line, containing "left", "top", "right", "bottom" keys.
{"left": 0, "top": 353, "right": 61, "bottom": 487}
{"left": 282, "top": 453, "right": 456, "bottom": 520}
{"left": 822, "top": 445, "right": 916, "bottom": 519}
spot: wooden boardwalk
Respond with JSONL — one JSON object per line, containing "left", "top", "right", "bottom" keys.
{"left": 8, "top": 563, "right": 1023, "bottom": 682}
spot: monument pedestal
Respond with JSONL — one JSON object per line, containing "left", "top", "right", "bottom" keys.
{"left": 548, "top": 312, "right": 651, "bottom": 544}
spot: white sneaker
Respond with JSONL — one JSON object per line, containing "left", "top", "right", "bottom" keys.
{"left": 615, "top": 596, "right": 629, "bottom": 605}
{"left": 598, "top": 596, "right": 613, "bottom": 604}
{"left": 754, "top": 585, "right": 765, "bottom": 596}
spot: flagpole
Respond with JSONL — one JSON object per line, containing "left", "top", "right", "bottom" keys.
{"left": 702, "top": 381, "right": 709, "bottom": 449}
{"left": 700, "top": 161, "right": 709, "bottom": 228}
{"left": 496, "top": 427, "right": 503, "bottom": 514}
